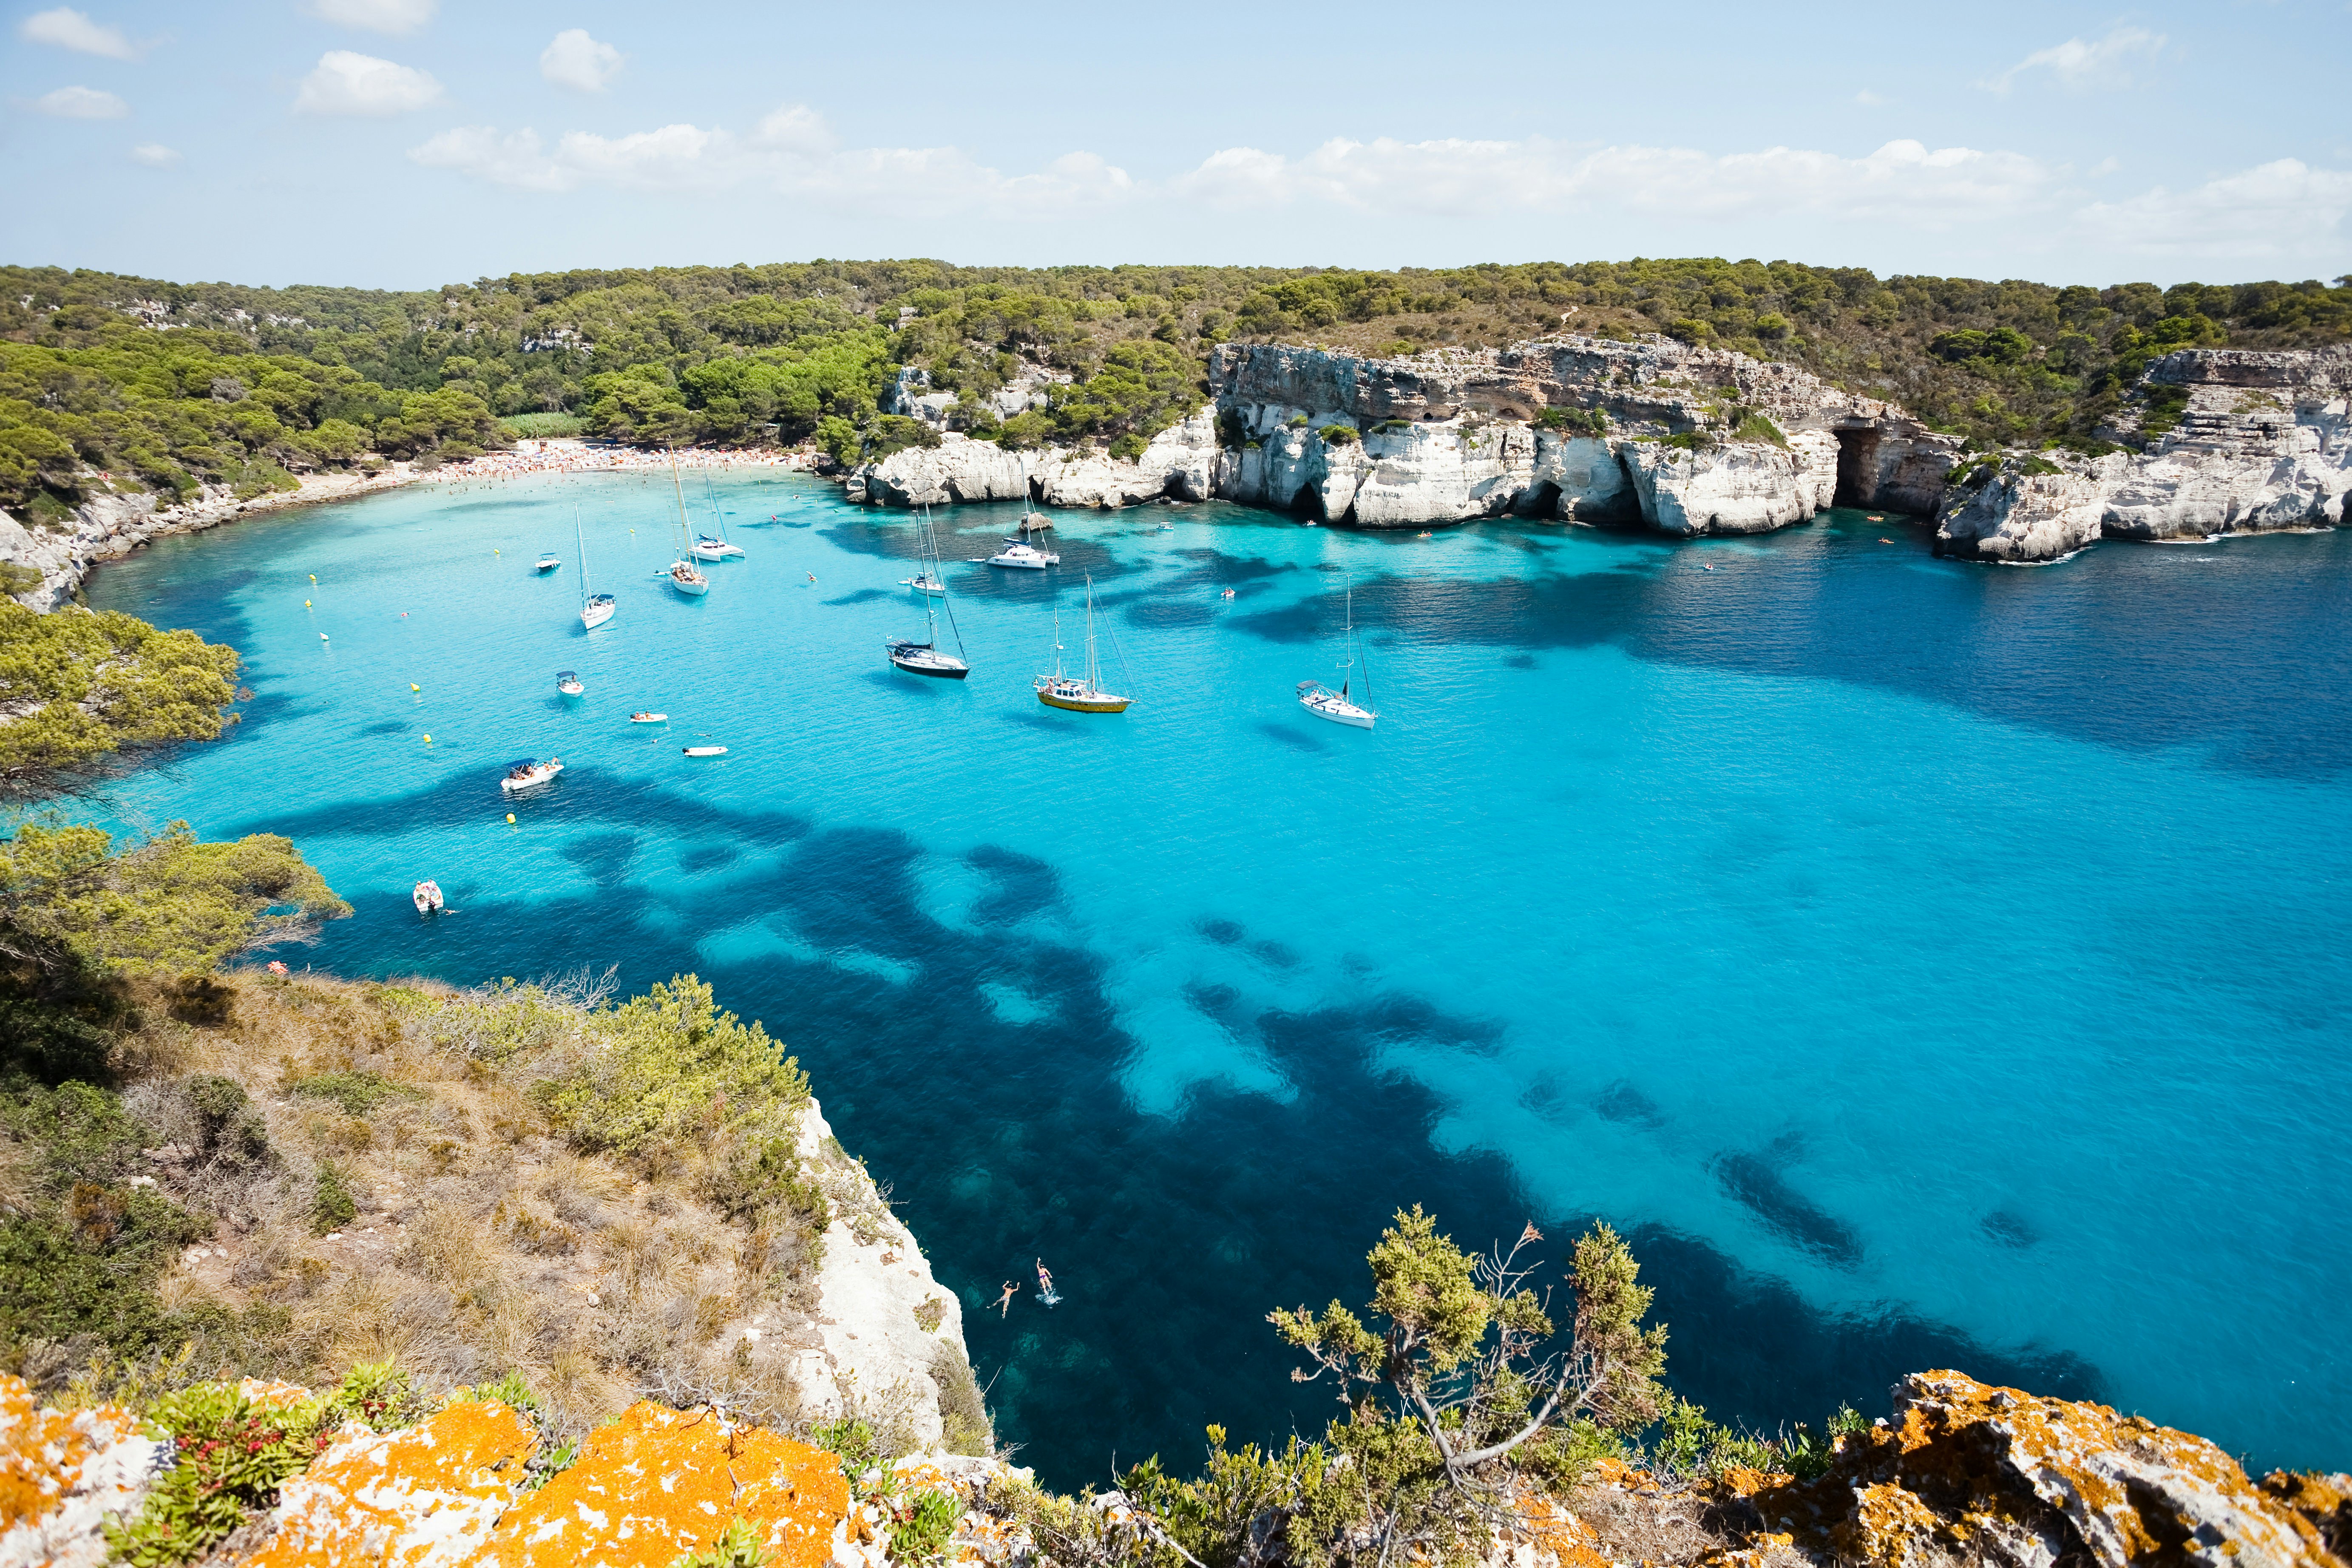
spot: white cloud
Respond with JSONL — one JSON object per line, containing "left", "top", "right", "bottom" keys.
{"left": 1854, "top": 90, "right": 1887, "bottom": 106}
{"left": 295, "top": 51, "right": 442, "bottom": 115}
{"left": 1982, "top": 27, "right": 2165, "bottom": 93}
{"left": 2075, "top": 159, "right": 2352, "bottom": 261}
{"left": 1172, "top": 136, "right": 2067, "bottom": 229}
{"left": 25, "top": 83, "right": 128, "bottom": 117}
{"left": 130, "top": 142, "right": 180, "bottom": 166}
{"left": 410, "top": 103, "right": 1131, "bottom": 213}
{"left": 304, "top": 0, "right": 434, "bottom": 34}
{"left": 539, "top": 28, "right": 622, "bottom": 91}
{"left": 19, "top": 7, "right": 134, "bottom": 58}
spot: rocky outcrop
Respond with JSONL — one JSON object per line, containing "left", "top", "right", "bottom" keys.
{"left": 847, "top": 333, "right": 1957, "bottom": 538}
{"left": 1209, "top": 336, "right": 1958, "bottom": 531}
{"left": 0, "top": 1378, "right": 167, "bottom": 1568}
{"left": 1748, "top": 1370, "right": 2352, "bottom": 1568}
{"left": 1936, "top": 347, "right": 2352, "bottom": 563}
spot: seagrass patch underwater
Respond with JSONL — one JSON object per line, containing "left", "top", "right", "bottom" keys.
{"left": 82, "top": 468, "right": 2352, "bottom": 1485}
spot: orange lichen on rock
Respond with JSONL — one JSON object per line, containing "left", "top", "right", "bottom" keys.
{"left": 1511, "top": 1490, "right": 1612, "bottom": 1568}
{"left": 487, "top": 1401, "right": 849, "bottom": 1568}
{"left": 1752, "top": 1370, "right": 2351, "bottom": 1568}
{"left": 242, "top": 1398, "right": 537, "bottom": 1568}
{"left": 0, "top": 1374, "right": 165, "bottom": 1568}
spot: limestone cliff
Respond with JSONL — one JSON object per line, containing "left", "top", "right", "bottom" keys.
{"left": 1936, "top": 346, "right": 2352, "bottom": 563}
{"left": 847, "top": 334, "right": 1957, "bottom": 538}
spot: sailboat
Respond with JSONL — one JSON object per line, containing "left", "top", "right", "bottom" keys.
{"left": 1035, "top": 575, "right": 1131, "bottom": 713}
{"left": 577, "top": 508, "right": 616, "bottom": 629}
{"left": 692, "top": 473, "right": 745, "bottom": 559}
{"left": 888, "top": 508, "right": 969, "bottom": 678}
{"left": 664, "top": 451, "right": 710, "bottom": 596}
{"left": 1297, "top": 587, "right": 1376, "bottom": 729}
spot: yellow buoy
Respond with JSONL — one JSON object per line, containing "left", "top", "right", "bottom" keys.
{"left": 308, "top": 574, "right": 316, "bottom": 582}
{"left": 410, "top": 683, "right": 420, "bottom": 692}
{"left": 423, "top": 734, "right": 431, "bottom": 742}
{"left": 318, "top": 632, "right": 329, "bottom": 641}
{"left": 304, "top": 599, "right": 312, "bottom": 607}
{"left": 505, "top": 813, "right": 515, "bottom": 824}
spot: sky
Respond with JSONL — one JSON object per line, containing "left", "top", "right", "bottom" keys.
{"left": 3, "top": 0, "right": 2350, "bottom": 292}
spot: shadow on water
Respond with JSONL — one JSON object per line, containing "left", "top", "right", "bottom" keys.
{"left": 289, "top": 819, "right": 2104, "bottom": 1489}
{"left": 1222, "top": 529, "right": 2352, "bottom": 777}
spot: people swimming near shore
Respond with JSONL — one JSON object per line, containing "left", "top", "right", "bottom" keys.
{"left": 994, "top": 1280, "right": 1018, "bottom": 1316}
{"left": 1035, "top": 1258, "right": 1059, "bottom": 1305}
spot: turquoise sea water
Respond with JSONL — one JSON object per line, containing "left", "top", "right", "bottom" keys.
{"left": 82, "top": 469, "right": 2352, "bottom": 1484}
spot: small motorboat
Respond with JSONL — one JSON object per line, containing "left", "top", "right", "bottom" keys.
{"left": 499, "top": 757, "right": 564, "bottom": 793}
{"left": 982, "top": 540, "right": 1058, "bottom": 569}
{"left": 556, "top": 670, "right": 584, "bottom": 696}
{"left": 692, "top": 533, "right": 744, "bottom": 561}
{"left": 682, "top": 745, "right": 728, "bottom": 757}
{"left": 411, "top": 879, "right": 444, "bottom": 914}
{"left": 535, "top": 553, "right": 560, "bottom": 572}
{"left": 630, "top": 711, "right": 668, "bottom": 723}
{"left": 899, "top": 572, "right": 945, "bottom": 595}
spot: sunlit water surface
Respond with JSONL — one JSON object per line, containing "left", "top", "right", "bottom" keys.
{"left": 84, "top": 468, "right": 2352, "bottom": 1483}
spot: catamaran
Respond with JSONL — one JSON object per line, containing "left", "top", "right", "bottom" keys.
{"left": 576, "top": 508, "right": 616, "bottom": 628}
{"left": 1035, "top": 575, "right": 1131, "bottom": 713}
{"left": 1297, "top": 587, "right": 1377, "bottom": 729}
{"left": 691, "top": 475, "right": 745, "bottom": 559}
{"left": 982, "top": 539, "right": 1058, "bottom": 569}
{"left": 664, "top": 451, "right": 710, "bottom": 596}
{"left": 888, "top": 508, "right": 969, "bottom": 678}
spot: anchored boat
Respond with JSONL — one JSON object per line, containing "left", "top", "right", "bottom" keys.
{"left": 982, "top": 539, "right": 1058, "bottom": 569}
{"left": 1035, "top": 576, "right": 1131, "bottom": 713}
{"left": 499, "top": 757, "right": 564, "bottom": 793}
{"left": 888, "top": 508, "right": 969, "bottom": 679}
{"left": 411, "top": 879, "right": 444, "bottom": 913}
{"left": 664, "top": 451, "right": 710, "bottom": 596}
{"left": 535, "top": 552, "right": 561, "bottom": 572}
{"left": 576, "top": 508, "right": 615, "bottom": 629}
{"left": 1297, "top": 587, "right": 1377, "bottom": 729}
{"left": 556, "top": 669, "right": 584, "bottom": 696}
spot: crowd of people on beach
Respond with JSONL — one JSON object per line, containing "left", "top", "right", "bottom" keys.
{"left": 424, "top": 440, "right": 816, "bottom": 488}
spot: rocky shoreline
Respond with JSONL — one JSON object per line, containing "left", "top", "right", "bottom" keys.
{"left": 846, "top": 336, "right": 2352, "bottom": 566}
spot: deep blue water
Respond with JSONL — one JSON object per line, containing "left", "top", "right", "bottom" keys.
{"left": 81, "top": 468, "right": 2352, "bottom": 1484}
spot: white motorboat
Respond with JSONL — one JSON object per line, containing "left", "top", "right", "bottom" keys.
{"left": 556, "top": 670, "right": 584, "bottom": 696}
{"left": 1034, "top": 576, "right": 1131, "bottom": 713}
{"left": 411, "top": 879, "right": 444, "bottom": 913}
{"left": 1297, "top": 587, "right": 1377, "bottom": 730}
{"left": 982, "top": 540, "right": 1058, "bottom": 569}
{"left": 576, "top": 509, "right": 616, "bottom": 628}
{"left": 499, "top": 757, "right": 564, "bottom": 793}
{"left": 535, "top": 553, "right": 561, "bottom": 572}
{"left": 630, "top": 711, "right": 667, "bottom": 723}
{"left": 683, "top": 745, "right": 728, "bottom": 757}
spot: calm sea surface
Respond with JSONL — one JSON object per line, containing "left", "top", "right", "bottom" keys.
{"left": 82, "top": 469, "right": 2352, "bottom": 1483}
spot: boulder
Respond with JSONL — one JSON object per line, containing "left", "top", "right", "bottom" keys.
{"left": 1620, "top": 440, "right": 1825, "bottom": 536}
{"left": 1935, "top": 456, "right": 2129, "bottom": 564}
{"left": 244, "top": 1398, "right": 536, "bottom": 1568}
{"left": 1750, "top": 1370, "right": 2352, "bottom": 1568}
{"left": 0, "top": 1375, "right": 168, "bottom": 1568}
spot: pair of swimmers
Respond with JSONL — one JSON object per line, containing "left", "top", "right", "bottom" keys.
{"left": 994, "top": 1259, "right": 1056, "bottom": 1315}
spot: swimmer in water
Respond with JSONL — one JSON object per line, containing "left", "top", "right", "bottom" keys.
{"left": 994, "top": 1280, "right": 1018, "bottom": 1317}
{"left": 1035, "top": 1259, "right": 1055, "bottom": 1300}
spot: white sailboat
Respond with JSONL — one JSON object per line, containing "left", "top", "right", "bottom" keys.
{"left": 1297, "top": 587, "right": 1377, "bottom": 729}
{"left": 888, "top": 509, "right": 969, "bottom": 678}
{"left": 577, "top": 508, "right": 616, "bottom": 629}
{"left": 692, "top": 475, "right": 744, "bottom": 558}
{"left": 1035, "top": 575, "right": 1131, "bottom": 713}
{"left": 664, "top": 451, "right": 710, "bottom": 596}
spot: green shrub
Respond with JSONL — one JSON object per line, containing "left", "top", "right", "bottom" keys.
{"left": 1729, "top": 413, "right": 1787, "bottom": 447}
{"left": 811, "top": 1415, "right": 883, "bottom": 1481}
{"left": 499, "top": 412, "right": 587, "bottom": 439}
{"left": 1108, "top": 432, "right": 1147, "bottom": 461}
{"left": 1538, "top": 406, "right": 1606, "bottom": 438}
{"left": 670, "top": 1518, "right": 770, "bottom": 1568}
{"left": 2139, "top": 384, "right": 2190, "bottom": 434}
{"left": 887, "top": 1488, "right": 962, "bottom": 1565}
{"left": 312, "top": 1161, "right": 357, "bottom": 1234}
{"left": 288, "top": 1070, "right": 415, "bottom": 1114}
{"left": 1317, "top": 424, "right": 1359, "bottom": 445}
{"left": 1287, "top": 414, "right": 1308, "bottom": 428}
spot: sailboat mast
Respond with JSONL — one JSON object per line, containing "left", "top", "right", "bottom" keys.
{"left": 669, "top": 450, "right": 691, "bottom": 552}
{"left": 1084, "top": 576, "right": 1100, "bottom": 690}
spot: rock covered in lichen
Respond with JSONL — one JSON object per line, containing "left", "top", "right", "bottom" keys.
{"left": 1749, "top": 1370, "right": 2352, "bottom": 1568}
{"left": 0, "top": 1376, "right": 168, "bottom": 1568}
{"left": 241, "top": 1398, "right": 536, "bottom": 1568}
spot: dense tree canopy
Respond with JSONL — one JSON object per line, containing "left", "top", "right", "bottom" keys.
{"left": 5, "top": 259, "right": 2346, "bottom": 513}
{"left": 0, "top": 603, "right": 241, "bottom": 791}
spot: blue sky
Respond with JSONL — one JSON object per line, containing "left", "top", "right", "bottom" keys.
{"left": 5, "top": 0, "right": 2349, "bottom": 290}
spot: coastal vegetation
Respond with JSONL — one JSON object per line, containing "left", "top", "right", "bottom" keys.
{"left": 0, "top": 603, "right": 241, "bottom": 792}
{"left": 5, "top": 261, "right": 2346, "bottom": 518}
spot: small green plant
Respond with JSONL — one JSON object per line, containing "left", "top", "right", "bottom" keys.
{"left": 2016, "top": 456, "right": 2063, "bottom": 476}
{"left": 1287, "top": 414, "right": 1308, "bottom": 428}
{"left": 1729, "top": 413, "right": 1787, "bottom": 447}
{"left": 670, "top": 1517, "right": 771, "bottom": 1568}
{"left": 1317, "top": 424, "right": 1359, "bottom": 445}
{"left": 2139, "top": 384, "right": 2190, "bottom": 435}
{"left": 106, "top": 1384, "right": 330, "bottom": 1566}
{"left": 811, "top": 1416, "right": 883, "bottom": 1482}
{"left": 1108, "top": 432, "right": 1148, "bottom": 461}
{"left": 887, "top": 1487, "right": 962, "bottom": 1565}
{"left": 312, "top": 1161, "right": 357, "bottom": 1234}
{"left": 331, "top": 1357, "right": 424, "bottom": 1428}
{"left": 1538, "top": 406, "right": 1606, "bottom": 438}
{"left": 913, "top": 1296, "right": 945, "bottom": 1333}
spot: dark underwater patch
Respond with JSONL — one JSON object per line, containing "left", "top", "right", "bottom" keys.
{"left": 1196, "top": 918, "right": 1244, "bottom": 946}
{"left": 1981, "top": 1209, "right": 2039, "bottom": 1248}
{"left": 1713, "top": 1152, "right": 1864, "bottom": 1268}
{"left": 1595, "top": 1080, "right": 1665, "bottom": 1127}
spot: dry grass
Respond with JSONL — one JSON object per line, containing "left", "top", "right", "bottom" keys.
{"left": 107, "top": 969, "right": 830, "bottom": 1437}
